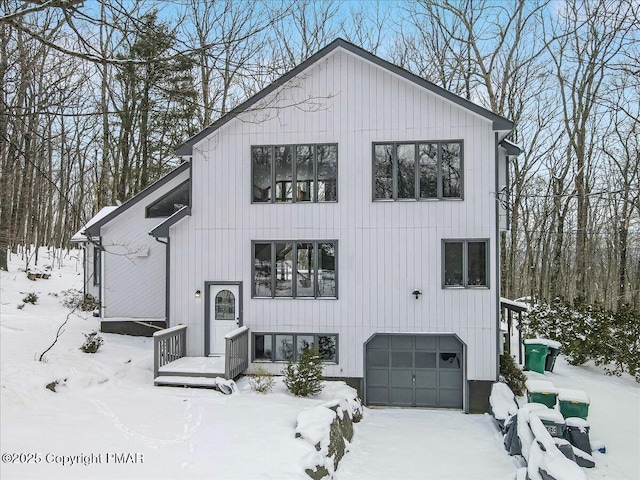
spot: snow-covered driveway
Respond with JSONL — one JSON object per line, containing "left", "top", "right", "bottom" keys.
{"left": 336, "top": 408, "right": 516, "bottom": 479}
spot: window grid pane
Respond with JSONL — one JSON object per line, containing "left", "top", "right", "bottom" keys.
{"left": 397, "top": 144, "right": 416, "bottom": 199}
{"left": 419, "top": 143, "right": 438, "bottom": 199}
{"left": 252, "top": 147, "right": 272, "bottom": 202}
{"left": 317, "top": 145, "right": 337, "bottom": 202}
{"left": 374, "top": 144, "right": 394, "bottom": 199}
{"left": 254, "top": 243, "right": 272, "bottom": 297}
{"left": 296, "top": 242, "right": 315, "bottom": 297}
{"left": 296, "top": 145, "right": 314, "bottom": 202}
{"left": 275, "top": 242, "right": 293, "bottom": 296}
{"left": 275, "top": 335, "right": 294, "bottom": 361}
{"left": 442, "top": 143, "right": 461, "bottom": 198}
{"left": 444, "top": 242, "right": 464, "bottom": 286}
{"left": 275, "top": 146, "right": 293, "bottom": 202}
{"left": 467, "top": 242, "right": 487, "bottom": 286}
{"left": 318, "top": 242, "right": 336, "bottom": 297}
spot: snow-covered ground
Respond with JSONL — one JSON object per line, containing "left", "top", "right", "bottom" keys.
{"left": 1, "top": 249, "right": 639, "bottom": 480}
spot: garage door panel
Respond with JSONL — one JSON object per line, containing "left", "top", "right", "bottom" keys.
{"left": 368, "top": 387, "right": 389, "bottom": 405}
{"left": 415, "top": 370, "right": 437, "bottom": 387}
{"left": 390, "top": 369, "right": 413, "bottom": 387}
{"left": 439, "top": 370, "right": 463, "bottom": 389}
{"left": 367, "top": 369, "right": 389, "bottom": 386}
{"left": 391, "top": 335, "right": 413, "bottom": 349}
{"left": 415, "top": 388, "right": 438, "bottom": 407}
{"left": 390, "top": 388, "right": 413, "bottom": 406}
{"left": 415, "top": 351, "right": 437, "bottom": 368}
{"left": 391, "top": 351, "right": 413, "bottom": 368}
{"left": 415, "top": 336, "right": 437, "bottom": 350}
{"left": 368, "top": 350, "right": 389, "bottom": 367}
{"left": 439, "top": 389, "right": 463, "bottom": 408}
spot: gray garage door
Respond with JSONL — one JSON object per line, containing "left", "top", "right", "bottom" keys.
{"left": 365, "top": 334, "right": 464, "bottom": 408}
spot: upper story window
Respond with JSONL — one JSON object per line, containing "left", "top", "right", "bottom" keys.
{"left": 253, "top": 240, "right": 337, "bottom": 298}
{"left": 252, "top": 144, "right": 337, "bottom": 203}
{"left": 373, "top": 141, "right": 463, "bottom": 201}
{"left": 442, "top": 239, "right": 489, "bottom": 288}
{"left": 146, "top": 181, "right": 190, "bottom": 217}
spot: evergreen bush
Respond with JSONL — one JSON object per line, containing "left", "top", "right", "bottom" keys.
{"left": 522, "top": 298, "right": 640, "bottom": 382}
{"left": 283, "top": 347, "right": 324, "bottom": 396}
{"left": 499, "top": 354, "right": 527, "bottom": 396}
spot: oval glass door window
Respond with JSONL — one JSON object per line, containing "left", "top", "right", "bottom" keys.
{"left": 215, "top": 290, "right": 236, "bottom": 320}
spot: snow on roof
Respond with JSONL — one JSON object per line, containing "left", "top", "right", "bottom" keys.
{"left": 70, "top": 206, "right": 118, "bottom": 242}
{"left": 558, "top": 389, "right": 590, "bottom": 404}
{"left": 500, "top": 297, "right": 530, "bottom": 311}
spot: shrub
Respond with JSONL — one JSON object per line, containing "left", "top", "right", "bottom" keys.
{"left": 283, "top": 347, "right": 324, "bottom": 396}
{"left": 17, "top": 304, "right": 25, "bottom": 310}
{"left": 500, "top": 354, "right": 527, "bottom": 396}
{"left": 80, "top": 331, "right": 104, "bottom": 353}
{"left": 62, "top": 289, "right": 100, "bottom": 311}
{"left": 248, "top": 366, "right": 276, "bottom": 393}
{"left": 22, "top": 292, "right": 38, "bottom": 304}
{"left": 522, "top": 298, "right": 640, "bottom": 382}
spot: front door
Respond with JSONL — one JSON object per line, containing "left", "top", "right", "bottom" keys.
{"left": 207, "top": 283, "right": 241, "bottom": 355}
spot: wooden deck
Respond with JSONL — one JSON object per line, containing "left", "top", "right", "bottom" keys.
{"left": 158, "top": 356, "right": 225, "bottom": 377}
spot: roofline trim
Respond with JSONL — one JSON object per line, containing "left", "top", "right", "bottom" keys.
{"left": 149, "top": 206, "right": 191, "bottom": 238}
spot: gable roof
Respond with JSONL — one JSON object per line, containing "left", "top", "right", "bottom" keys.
{"left": 71, "top": 206, "right": 118, "bottom": 243}
{"left": 84, "top": 161, "right": 191, "bottom": 238}
{"left": 176, "top": 38, "right": 513, "bottom": 157}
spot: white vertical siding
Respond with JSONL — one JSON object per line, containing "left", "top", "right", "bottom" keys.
{"left": 169, "top": 48, "right": 500, "bottom": 381}
{"left": 101, "top": 170, "right": 189, "bottom": 320}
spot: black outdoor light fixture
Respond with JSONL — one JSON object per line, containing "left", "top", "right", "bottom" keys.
{"left": 412, "top": 289, "right": 422, "bottom": 299}
{"left": 194, "top": 289, "right": 201, "bottom": 298}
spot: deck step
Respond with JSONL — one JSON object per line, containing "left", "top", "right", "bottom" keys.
{"left": 154, "top": 376, "right": 222, "bottom": 388}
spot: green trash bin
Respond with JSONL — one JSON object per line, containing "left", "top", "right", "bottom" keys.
{"left": 524, "top": 340, "right": 549, "bottom": 374}
{"left": 558, "top": 389, "right": 590, "bottom": 420}
{"left": 526, "top": 379, "right": 558, "bottom": 408}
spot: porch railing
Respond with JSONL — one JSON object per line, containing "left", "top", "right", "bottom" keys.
{"left": 225, "top": 326, "right": 249, "bottom": 380}
{"left": 153, "top": 324, "right": 187, "bottom": 378}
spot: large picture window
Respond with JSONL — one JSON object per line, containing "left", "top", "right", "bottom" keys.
{"left": 252, "top": 241, "right": 337, "bottom": 298}
{"left": 252, "top": 144, "right": 337, "bottom": 203}
{"left": 373, "top": 141, "right": 462, "bottom": 200}
{"left": 253, "top": 333, "right": 338, "bottom": 363}
{"left": 442, "top": 239, "right": 489, "bottom": 288}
